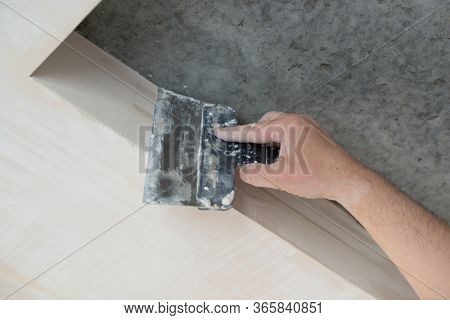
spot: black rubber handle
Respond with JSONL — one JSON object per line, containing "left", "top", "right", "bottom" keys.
{"left": 225, "top": 142, "right": 280, "bottom": 166}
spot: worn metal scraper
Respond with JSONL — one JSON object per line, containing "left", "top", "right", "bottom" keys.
{"left": 144, "top": 88, "right": 279, "bottom": 211}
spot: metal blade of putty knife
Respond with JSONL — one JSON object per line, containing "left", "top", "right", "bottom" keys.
{"left": 144, "top": 88, "right": 279, "bottom": 211}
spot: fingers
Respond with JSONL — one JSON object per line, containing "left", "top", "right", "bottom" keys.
{"left": 214, "top": 111, "right": 288, "bottom": 143}
{"left": 213, "top": 111, "right": 322, "bottom": 145}
{"left": 239, "top": 163, "right": 282, "bottom": 189}
{"left": 214, "top": 122, "right": 283, "bottom": 144}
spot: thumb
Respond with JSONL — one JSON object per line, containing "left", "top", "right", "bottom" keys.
{"left": 239, "top": 163, "right": 282, "bottom": 189}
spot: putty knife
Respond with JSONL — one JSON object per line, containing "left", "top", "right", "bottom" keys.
{"left": 143, "top": 88, "right": 279, "bottom": 210}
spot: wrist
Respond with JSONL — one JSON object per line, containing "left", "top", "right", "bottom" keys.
{"left": 331, "top": 160, "right": 377, "bottom": 212}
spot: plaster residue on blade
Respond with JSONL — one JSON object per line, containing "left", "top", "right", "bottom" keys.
{"left": 143, "top": 88, "right": 203, "bottom": 206}
{"left": 144, "top": 88, "right": 241, "bottom": 210}
{"left": 197, "top": 105, "right": 237, "bottom": 210}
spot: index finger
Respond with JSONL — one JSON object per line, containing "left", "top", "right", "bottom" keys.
{"left": 214, "top": 122, "right": 283, "bottom": 144}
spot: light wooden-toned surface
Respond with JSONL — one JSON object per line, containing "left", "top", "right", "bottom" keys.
{"left": 0, "top": 1, "right": 373, "bottom": 299}
{"left": 234, "top": 180, "right": 417, "bottom": 299}
{"left": 1, "top": 0, "right": 100, "bottom": 75}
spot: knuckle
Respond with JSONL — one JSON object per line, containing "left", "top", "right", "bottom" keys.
{"left": 283, "top": 114, "right": 318, "bottom": 128}
{"left": 253, "top": 122, "right": 265, "bottom": 129}
{"left": 283, "top": 114, "right": 303, "bottom": 126}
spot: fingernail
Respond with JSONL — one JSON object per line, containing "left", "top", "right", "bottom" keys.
{"left": 213, "top": 126, "right": 225, "bottom": 138}
{"left": 240, "top": 164, "right": 258, "bottom": 174}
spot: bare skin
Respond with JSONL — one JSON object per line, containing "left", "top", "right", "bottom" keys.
{"left": 214, "top": 111, "right": 450, "bottom": 299}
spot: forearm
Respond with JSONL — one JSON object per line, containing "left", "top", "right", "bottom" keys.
{"left": 336, "top": 165, "right": 450, "bottom": 299}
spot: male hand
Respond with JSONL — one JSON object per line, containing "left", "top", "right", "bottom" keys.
{"left": 214, "top": 111, "right": 366, "bottom": 203}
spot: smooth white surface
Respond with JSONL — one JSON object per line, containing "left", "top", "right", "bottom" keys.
{"left": 0, "top": 1, "right": 373, "bottom": 299}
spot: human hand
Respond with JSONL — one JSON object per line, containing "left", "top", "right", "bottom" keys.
{"left": 214, "top": 111, "right": 368, "bottom": 203}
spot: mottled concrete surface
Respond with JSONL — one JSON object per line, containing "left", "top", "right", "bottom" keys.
{"left": 77, "top": 0, "right": 450, "bottom": 221}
